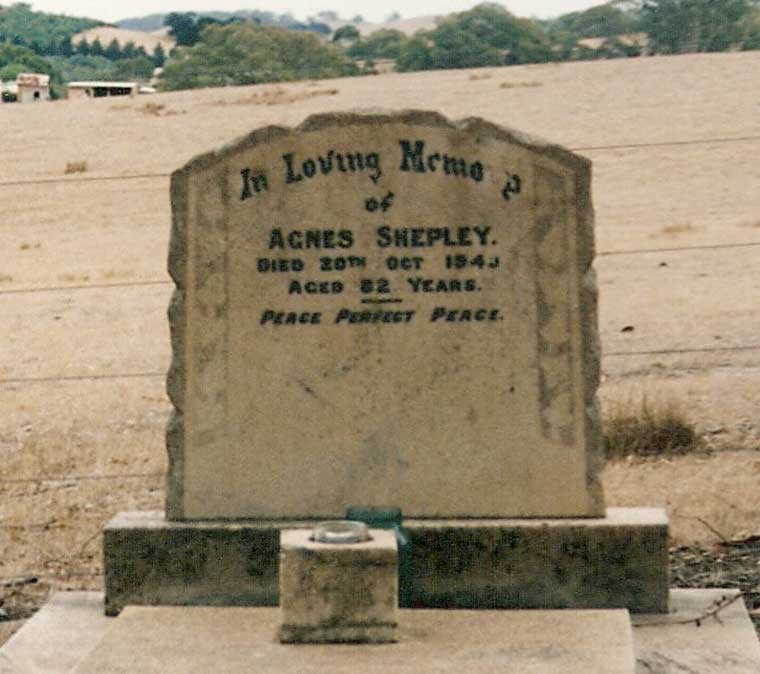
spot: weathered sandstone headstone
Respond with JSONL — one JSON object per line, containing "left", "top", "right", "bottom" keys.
{"left": 167, "top": 110, "right": 604, "bottom": 520}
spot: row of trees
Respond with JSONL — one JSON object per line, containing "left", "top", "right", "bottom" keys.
{"left": 160, "top": 22, "right": 356, "bottom": 90}
{"left": 162, "top": 11, "right": 331, "bottom": 47}
{"left": 0, "top": 2, "right": 99, "bottom": 53}
{"left": 0, "top": 2, "right": 164, "bottom": 93}
{"left": 3, "top": 1, "right": 760, "bottom": 94}
{"left": 640, "top": 0, "right": 760, "bottom": 53}
{"left": 158, "top": 1, "right": 760, "bottom": 90}
{"left": 71, "top": 38, "right": 166, "bottom": 67}
{"left": 341, "top": 1, "right": 760, "bottom": 72}
{"left": 0, "top": 42, "right": 57, "bottom": 82}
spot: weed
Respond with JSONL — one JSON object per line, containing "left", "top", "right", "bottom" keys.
{"left": 604, "top": 396, "right": 701, "bottom": 459}
{"left": 141, "top": 103, "right": 165, "bottom": 116}
{"left": 214, "top": 87, "right": 339, "bottom": 107}
{"left": 499, "top": 81, "right": 543, "bottom": 89}
{"left": 659, "top": 224, "right": 695, "bottom": 237}
{"left": 64, "top": 161, "right": 88, "bottom": 175}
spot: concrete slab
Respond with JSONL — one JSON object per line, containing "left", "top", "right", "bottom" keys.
{"left": 2, "top": 590, "right": 757, "bottom": 673}
{"left": 71, "top": 607, "right": 636, "bottom": 674}
{"left": 0, "top": 593, "right": 110, "bottom": 674}
{"left": 633, "top": 589, "right": 760, "bottom": 674}
{"left": 105, "top": 507, "right": 668, "bottom": 615}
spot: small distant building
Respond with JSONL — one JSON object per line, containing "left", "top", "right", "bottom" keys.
{"left": 0, "top": 81, "right": 18, "bottom": 103}
{"left": 14, "top": 73, "right": 50, "bottom": 103}
{"left": 67, "top": 81, "right": 139, "bottom": 100}
{"left": 371, "top": 59, "right": 396, "bottom": 74}
{"left": 575, "top": 33, "right": 650, "bottom": 58}
{"left": 357, "top": 59, "right": 396, "bottom": 75}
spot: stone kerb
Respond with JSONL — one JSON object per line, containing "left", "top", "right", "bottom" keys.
{"left": 166, "top": 110, "right": 604, "bottom": 521}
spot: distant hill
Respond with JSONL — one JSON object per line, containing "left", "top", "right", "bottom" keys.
{"left": 116, "top": 11, "right": 445, "bottom": 40}
{"left": 117, "top": 10, "right": 331, "bottom": 33}
{"left": 0, "top": 4, "right": 101, "bottom": 48}
{"left": 117, "top": 14, "right": 166, "bottom": 32}
{"left": 72, "top": 26, "right": 175, "bottom": 53}
{"left": 326, "top": 15, "right": 442, "bottom": 37}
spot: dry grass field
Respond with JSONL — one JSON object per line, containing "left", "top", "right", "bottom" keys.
{"left": 1, "top": 52, "right": 759, "bottom": 640}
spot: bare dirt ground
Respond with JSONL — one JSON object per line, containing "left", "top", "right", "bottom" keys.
{"left": 1, "top": 52, "right": 759, "bottom": 642}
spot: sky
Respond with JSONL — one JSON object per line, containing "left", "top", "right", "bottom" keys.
{"left": 26, "top": 1, "right": 609, "bottom": 24}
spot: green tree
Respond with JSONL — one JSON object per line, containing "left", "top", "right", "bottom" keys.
{"left": 164, "top": 12, "right": 200, "bottom": 46}
{"left": 115, "top": 56, "right": 155, "bottom": 80}
{"left": 395, "top": 35, "right": 434, "bottom": 71}
{"left": 332, "top": 25, "right": 360, "bottom": 42}
{"left": 641, "top": 0, "right": 759, "bottom": 53}
{"left": 0, "top": 43, "right": 60, "bottom": 83}
{"left": 122, "top": 41, "right": 138, "bottom": 60}
{"left": 46, "top": 54, "right": 117, "bottom": 82}
{"left": 347, "top": 29, "right": 408, "bottom": 60}
{"left": 742, "top": 8, "right": 760, "bottom": 48}
{"left": 105, "top": 38, "right": 121, "bottom": 60}
{"left": 75, "top": 38, "right": 90, "bottom": 56}
{"left": 152, "top": 43, "right": 166, "bottom": 67}
{"left": 396, "top": 3, "right": 552, "bottom": 72}
{"left": 0, "top": 43, "right": 53, "bottom": 73}
{"left": 549, "top": 5, "right": 637, "bottom": 39}
{"left": 159, "top": 22, "right": 358, "bottom": 91}
{"left": 90, "top": 38, "right": 104, "bottom": 57}
{"left": 59, "top": 36, "right": 73, "bottom": 58}
{"left": 0, "top": 3, "right": 101, "bottom": 55}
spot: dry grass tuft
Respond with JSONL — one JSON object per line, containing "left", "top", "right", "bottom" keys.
{"left": 141, "top": 102, "right": 165, "bottom": 116}
{"left": 139, "top": 103, "right": 184, "bottom": 117}
{"left": 604, "top": 397, "right": 701, "bottom": 459}
{"left": 469, "top": 72, "right": 493, "bottom": 81}
{"left": 499, "top": 80, "right": 543, "bottom": 89}
{"left": 0, "top": 273, "right": 13, "bottom": 282}
{"left": 214, "top": 87, "right": 339, "bottom": 107}
{"left": 58, "top": 273, "right": 90, "bottom": 282}
{"left": 64, "top": 161, "right": 88, "bottom": 175}
{"left": 101, "top": 269, "right": 131, "bottom": 280}
{"left": 658, "top": 223, "right": 696, "bottom": 237}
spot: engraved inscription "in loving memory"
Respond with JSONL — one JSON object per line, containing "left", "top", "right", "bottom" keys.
{"left": 239, "top": 138, "right": 522, "bottom": 329}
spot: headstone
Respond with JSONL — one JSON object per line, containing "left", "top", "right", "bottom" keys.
{"left": 167, "top": 110, "right": 605, "bottom": 520}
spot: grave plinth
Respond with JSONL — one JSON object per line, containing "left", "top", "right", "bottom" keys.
{"left": 103, "top": 509, "right": 668, "bottom": 616}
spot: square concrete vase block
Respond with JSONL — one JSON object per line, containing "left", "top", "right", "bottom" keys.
{"left": 279, "top": 528, "right": 398, "bottom": 643}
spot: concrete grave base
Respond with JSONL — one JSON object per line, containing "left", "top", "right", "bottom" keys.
{"left": 0, "top": 593, "right": 108, "bottom": 674}
{"left": 78, "top": 607, "right": 641, "bottom": 674}
{"left": 104, "top": 507, "right": 668, "bottom": 616}
{"left": 2, "top": 591, "right": 759, "bottom": 674}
